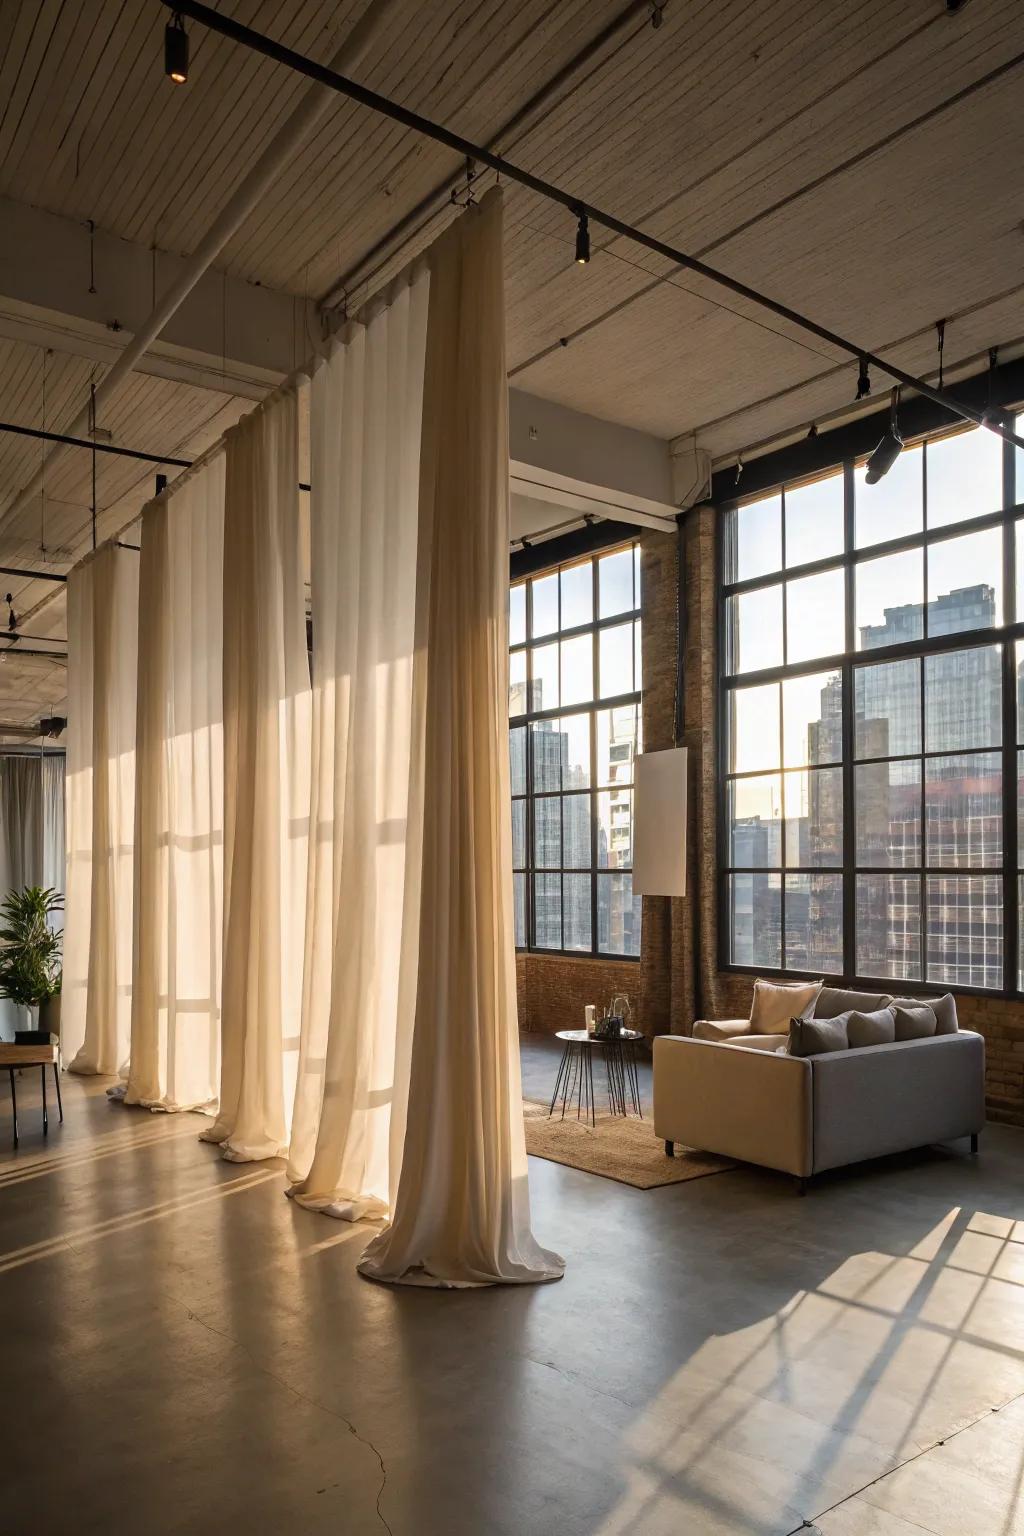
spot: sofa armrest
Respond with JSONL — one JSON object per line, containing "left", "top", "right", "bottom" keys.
{"left": 653, "top": 1036, "right": 813, "bottom": 1177}
{"left": 693, "top": 1019, "right": 751, "bottom": 1042}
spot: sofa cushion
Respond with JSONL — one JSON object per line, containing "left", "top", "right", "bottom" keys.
{"left": 788, "top": 1012, "right": 850, "bottom": 1057}
{"left": 732, "top": 1033, "right": 789, "bottom": 1053}
{"left": 847, "top": 1007, "right": 896, "bottom": 1048}
{"left": 931, "top": 993, "right": 959, "bottom": 1035}
{"left": 812, "top": 986, "right": 892, "bottom": 1019}
{"left": 693, "top": 1019, "right": 750, "bottom": 1042}
{"left": 891, "top": 1003, "right": 937, "bottom": 1040}
{"left": 749, "top": 977, "right": 822, "bottom": 1034}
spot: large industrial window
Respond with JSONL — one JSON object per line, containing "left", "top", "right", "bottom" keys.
{"left": 720, "top": 418, "right": 1024, "bottom": 994}
{"left": 509, "top": 543, "right": 642, "bottom": 957}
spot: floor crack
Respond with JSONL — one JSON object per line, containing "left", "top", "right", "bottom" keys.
{"left": 181, "top": 1301, "right": 393, "bottom": 1535}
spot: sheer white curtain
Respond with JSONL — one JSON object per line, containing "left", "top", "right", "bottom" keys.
{"left": 42, "top": 755, "right": 66, "bottom": 920}
{"left": 121, "top": 454, "right": 225, "bottom": 1112}
{"left": 201, "top": 387, "right": 311, "bottom": 1161}
{"left": 0, "top": 756, "right": 44, "bottom": 1039}
{"left": 288, "top": 189, "right": 561, "bottom": 1286}
{"left": 63, "top": 544, "right": 139, "bottom": 1075}
{"left": 287, "top": 264, "right": 430, "bottom": 1217}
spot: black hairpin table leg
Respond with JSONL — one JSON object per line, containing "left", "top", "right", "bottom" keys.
{"left": 40, "top": 1064, "right": 47, "bottom": 1135}
{"left": 53, "top": 1063, "right": 63, "bottom": 1123}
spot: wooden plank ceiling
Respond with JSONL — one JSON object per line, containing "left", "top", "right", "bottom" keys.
{"left": 1, "top": 0, "right": 1023, "bottom": 728}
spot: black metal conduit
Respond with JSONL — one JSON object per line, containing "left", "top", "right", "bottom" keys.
{"left": 166, "top": 0, "right": 1024, "bottom": 453}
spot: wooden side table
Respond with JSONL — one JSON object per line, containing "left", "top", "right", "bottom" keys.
{"left": 0, "top": 1043, "right": 62, "bottom": 1148}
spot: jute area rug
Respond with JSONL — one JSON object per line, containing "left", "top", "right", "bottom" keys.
{"left": 523, "top": 1100, "right": 734, "bottom": 1190}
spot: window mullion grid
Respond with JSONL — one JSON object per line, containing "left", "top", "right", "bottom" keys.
{"left": 779, "top": 678, "right": 786, "bottom": 971}
{"left": 919, "top": 655, "right": 927, "bottom": 984}
{"left": 591, "top": 556, "right": 600, "bottom": 955}
{"left": 842, "top": 464, "right": 856, "bottom": 983}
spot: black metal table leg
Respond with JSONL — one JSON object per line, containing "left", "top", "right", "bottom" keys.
{"left": 53, "top": 1063, "right": 63, "bottom": 1123}
{"left": 9, "top": 1067, "right": 18, "bottom": 1148}
{"left": 41, "top": 1063, "right": 47, "bottom": 1135}
{"left": 625, "top": 1041, "right": 643, "bottom": 1117}
{"left": 547, "top": 1043, "right": 572, "bottom": 1119}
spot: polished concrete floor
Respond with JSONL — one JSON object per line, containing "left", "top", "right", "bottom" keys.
{"left": 2, "top": 1035, "right": 1024, "bottom": 1535}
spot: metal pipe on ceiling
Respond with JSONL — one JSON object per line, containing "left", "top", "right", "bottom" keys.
{"left": 0, "top": 0, "right": 399, "bottom": 542}
{"left": 166, "top": 0, "right": 1024, "bottom": 455}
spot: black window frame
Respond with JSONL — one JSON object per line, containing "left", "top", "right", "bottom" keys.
{"left": 717, "top": 418, "right": 1024, "bottom": 999}
{"left": 510, "top": 540, "right": 643, "bottom": 960}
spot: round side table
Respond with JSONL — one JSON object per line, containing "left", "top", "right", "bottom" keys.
{"left": 547, "top": 1029, "right": 644, "bottom": 1126}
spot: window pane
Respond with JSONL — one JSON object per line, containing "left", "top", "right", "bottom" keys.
{"left": 925, "top": 752, "right": 1002, "bottom": 868}
{"left": 726, "top": 585, "right": 783, "bottom": 674}
{"left": 509, "top": 650, "right": 527, "bottom": 716}
{"left": 726, "top": 495, "right": 782, "bottom": 582}
{"left": 598, "top": 788, "right": 632, "bottom": 869}
{"left": 531, "top": 720, "right": 563, "bottom": 792}
{"left": 926, "top": 427, "right": 1003, "bottom": 529}
{"left": 511, "top": 799, "right": 526, "bottom": 868}
{"left": 784, "top": 767, "right": 842, "bottom": 867}
{"left": 782, "top": 671, "right": 842, "bottom": 767}
{"left": 513, "top": 873, "right": 526, "bottom": 947}
{"left": 530, "top": 641, "right": 559, "bottom": 712}
{"left": 1019, "top": 641, "right": 1024, "bottom": 745}
{"left": 785, "top": 476, "right": 844, "bottom": 568}
{"left": 533, "top": 874, "right": 561, "bottom": 949}
{"left": 1019, "top": 748, "right": 1024, "bottom": 858}
{"left": 560, "top": 560, "right": 592, "bottom": 628}
{"left": 728, "top": 872, "right": 781, "bottom": 968}
{"left": 854, "top": 444, "right": 923, "bottom": 548}
{"left": 786, "top": 567, "right": 845, "bottom": 664}
{"left": 509, "top": 584, "right": 525, "bottom": 646}
{"left": 560, "top": 713, "right": 591, "bottom": 789}
{"left": 562, "top": 794, "right": 591, "bottom": 869}
{"left": 597, "top": 873, "right": 641, "bottom": 956}
{"left": 560, "top": 633, "right": 593, "bottom": 706}
{"left": 531, "top": 572, "right": 558, "bottom": 637}
{"left": 855, "top": 658, "right": 921, "bottom": 758}
{"left": 510, "top": 726, "right": 526, "bottom": 794}
{"left": 599, "top": 621, "right": 635, "bottom": 697}
{"left": 598, "top": 548, "right": 635, "bottom": 618}
{"left": 563, "top": 874, "right": 592, "bottom": 951}
{"left": 730, "top": 682, "right": 780, "bottom": 773}
{"left": 534, "top": 797, "right": 560, "bottom": 868}
{"left": 926, "top": 875, "right": 1002, "bottom": 989}
{"left": 785, "top": 873, "right": 842, "bottom": 974}
{"left": 856, "top": 548, "right": 923, "bottom": 650}
{"left": 634, "top": 543, "right": 642, "bottom": 609}
{"left": 927, "top": 526, "right": 1002, "bottom": 634}
{"left": 855, "top": 760, "right": 921, "bottom": 867}
{"left": 597, "top": 705, "right": 639, "bottom": 787}
{"left": 856, "top": 874, "right": 921, "bottom": 981}
{"left": 924, "top": 645, "right": 1001, "bottom": 752}
{"left": 729, "top": 775, "right": 782, "bottom": 868}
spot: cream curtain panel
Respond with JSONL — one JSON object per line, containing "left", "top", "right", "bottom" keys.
{"left": 289, "top": 189, "right": 561, "bottom": 1287}
{"left": 287, "top": 263, "right": 430, "bottom": 1218}
{"left": 63, "top": 544, "right": 139, "bottom": 1075}
{"left": 42, "top": 754, "right": 66, "bottom": 917}
{"left": 201, "top": 388, "right": 311, "bottom": 1162}
{"left": 121, "top": 454, "right": 225, "bottom": 1112}
{"left": 0, "top": 757, "right": 45, "bottom": 1039}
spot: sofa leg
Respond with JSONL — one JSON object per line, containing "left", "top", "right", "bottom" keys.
{"left": 795, "top": 1176, "right": 808, "bottom": 1196}
{"left": 664, "top": 1139, "right": 674, "bottom": 1158}
{"left": 970, "top": 1133, "right": 979, "bottom": 1155}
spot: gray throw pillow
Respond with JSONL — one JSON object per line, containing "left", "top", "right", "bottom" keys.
{"left": 812, "top": 986, "right": 892, "bottom": 1020}
{"left": 847, "top": 1007, "right": 896, "bottom": 1048}
{"left": 931, "top": 993, "right": 959, "bottom": 1034}
{"left": 788, "top": 1012, "right": 850, "bottom": 1057}
{"left": 891, "top": 1003, "right": 937, "bottom": 1040}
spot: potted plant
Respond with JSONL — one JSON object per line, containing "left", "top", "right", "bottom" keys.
{"left": 0, "top": 886, "right": 63, "bottom": 1035}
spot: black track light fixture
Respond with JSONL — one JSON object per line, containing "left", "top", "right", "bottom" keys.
{"left": 165, "top": 12, "right": 189, "bottom": 84}
{"left": 865, "top": 387, "right": 904, "bottom": 484}
{"left": 856, "top": 356, "right": 871, "bottom": 401}
{"left": 574, "top": 208, "right": 590, "bottom": 265}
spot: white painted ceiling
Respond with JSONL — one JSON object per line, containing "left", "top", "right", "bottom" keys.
{"left": 1, "top": 0, "right": 1023, "bottom": 731}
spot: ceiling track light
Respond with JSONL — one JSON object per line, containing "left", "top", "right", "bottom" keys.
{"left": 856, "top": 356, "right": 871, "bottom": 401}
{"left": 574, "top": 207, "right": 590, "bottom": 265}
{"left": 165, "top": 12, "right": 189, "bottom": 84}
{"left": 865, "top": 387, "right": 904, "bottom": 484}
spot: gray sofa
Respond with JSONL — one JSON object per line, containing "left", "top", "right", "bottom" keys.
{"left": 653, "top": 984, "right": 985, "bottom": 1190}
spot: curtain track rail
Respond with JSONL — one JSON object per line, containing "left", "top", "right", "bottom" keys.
{"left": 164, "top": 0, "right": 1024, "bottom": 454}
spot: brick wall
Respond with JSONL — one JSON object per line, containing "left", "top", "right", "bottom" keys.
{"left": 514, "top": 514, "right": 1024, "bottom": 1124}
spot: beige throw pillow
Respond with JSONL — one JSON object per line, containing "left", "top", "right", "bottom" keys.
{"left": 749, "top": 977, "right": 823, "bottom": 1034}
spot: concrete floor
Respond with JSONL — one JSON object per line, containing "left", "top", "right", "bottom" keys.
{"left": 2, "top": 1035, "right": 1024, "bottom": 1535}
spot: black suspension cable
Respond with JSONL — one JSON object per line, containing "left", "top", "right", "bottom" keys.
{"left": 165, "top": 0, "right": 1024, "bottom": 452}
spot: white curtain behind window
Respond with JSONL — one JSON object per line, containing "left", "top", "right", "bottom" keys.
{"left": 287, "top": 262, "right": 430, "bottom": 1217}
{"left": 42, "top": 754, "right": 66, "bottom": 924}
{"left": 0, "top": 756, "right": 44, "bottom": 1039}
{"left": 122, "top": 453, "right": 225, "bottom": 1112}
{"left": 201, "top": 387, "right": 310, "bottom": 1161}
{"left": 63, "top": 544, "right": 139, "bottom": 1075}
